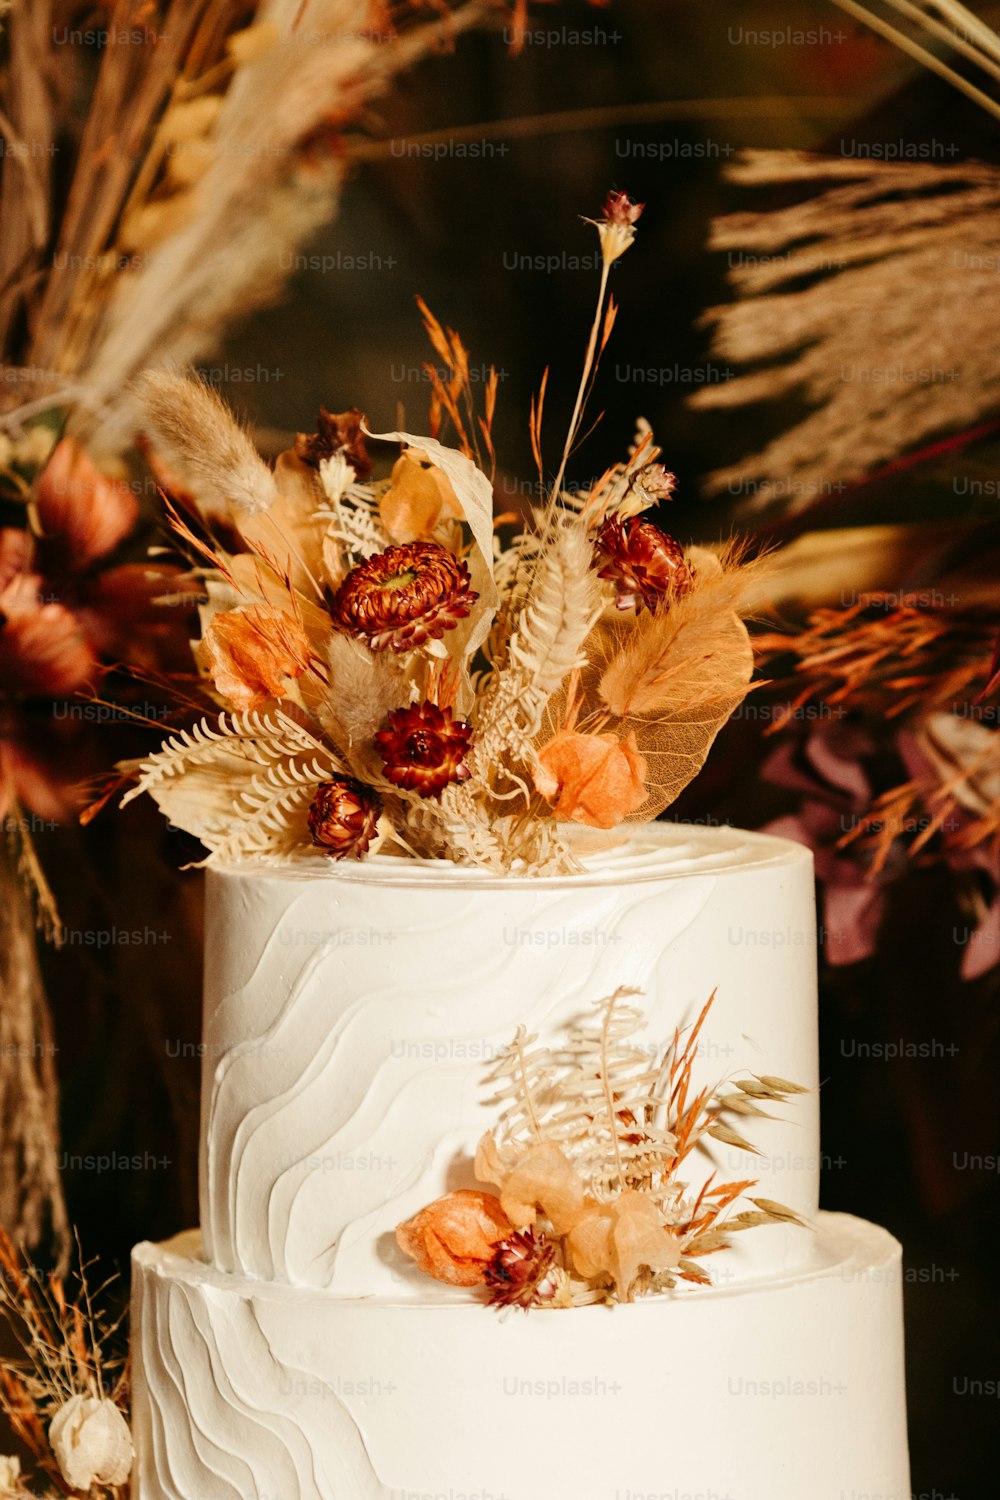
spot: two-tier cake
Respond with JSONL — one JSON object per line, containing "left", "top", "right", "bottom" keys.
{"left": 131, "top": 824, "right": 910, "bottom": 1499}
{"left": 122, "top": 213, "right": 909, "bottom": 1497}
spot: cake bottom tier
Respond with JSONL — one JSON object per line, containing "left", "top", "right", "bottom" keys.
{"left": 132, "top": 1212, "right": 910, "bottom": 1500}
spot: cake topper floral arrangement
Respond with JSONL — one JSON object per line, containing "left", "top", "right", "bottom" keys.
{"left": 115, "top": 195, "right": 762, "bottom": 873}
{"left": 397, "top": 988, "right": 808, "bottom": 1307}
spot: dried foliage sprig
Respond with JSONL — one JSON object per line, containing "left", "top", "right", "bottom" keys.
{"left": 397, "top": 987, "right": 808, "bottom": 1306}
{"left": 690, "top": 151, "right": 1000, "bottom": 506}
{"left": 112, "top": 197, "right": 763, "bottom": 872}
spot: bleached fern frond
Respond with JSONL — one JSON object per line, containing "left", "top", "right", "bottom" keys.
{"left": 119, "top": 708, "right": 347, "bottom": 864}
{"left": 405, "top": 780, "right": 508, "bottom": 870}
{"left": 120, "top": 708, "right": 338, "bottom": 803}
{"left": 485, "top": 1026, "right": 558, "bottom": 1148}
{"left": 318, "top": 482, "right": 390, "bottom": 564}
{"left": 543, "top": 988, "right": 676, "bottom": 1200}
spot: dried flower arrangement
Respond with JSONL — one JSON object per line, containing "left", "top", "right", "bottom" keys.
{"left": 0, "top": 1230, "right": 131, "bottom": 1497}
{"left": 396, "top": 987, "right": 808, "bottom": 1308}
{"left": 116, "top": 195, "right": 763, "bottom": 874}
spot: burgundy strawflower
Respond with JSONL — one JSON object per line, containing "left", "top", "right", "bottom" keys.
{"left": 307, "top": 776, "right": 382, "bottom": 859}
{"left": 485, "top": 1229, "right": 561, "bottom": 1310}
{"left": 593, "top": 514, "right": 693, "bottom": 614}
{"left": 375, "top": 702, "right": 473, "bottom": 798}
{"left": 331, "top": 541, "right": 477, "bottom": 654}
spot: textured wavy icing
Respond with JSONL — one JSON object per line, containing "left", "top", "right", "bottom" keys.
{"left": 131, "top": 1217, "right": 911, "bottom": 1500}
{"left": 201, "top": 825, "right": 821, "bottom": 1293}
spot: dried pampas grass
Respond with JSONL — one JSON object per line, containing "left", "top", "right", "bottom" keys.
{"left": 691, "top": 151, "right": 1000, "bottom": 507}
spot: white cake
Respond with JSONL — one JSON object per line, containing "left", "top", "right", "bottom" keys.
{"left": 131, "top": 824, "right": 911, "bottom": 1498}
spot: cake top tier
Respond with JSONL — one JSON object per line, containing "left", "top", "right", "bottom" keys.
{"left": 208, "top": 821, "right": 810, "bottom": 890}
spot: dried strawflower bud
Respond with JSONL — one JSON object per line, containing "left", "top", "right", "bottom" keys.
{"left": 396, "top": 1189, "right": 514, "bottom": 1286}
{"left": 593, "top": 514, "right": 693, "bottom": 614}
{"left": 590, "top": 190, "right": 644, "bottom": 264}
{"left": 295, "top": 406, "right": 371, "bottom": 478}
{"left": 331, "top": 540, "right": 477, "bottom": 653}
{"left": 486, "top": 1228, "right": 570, "bottom": 1310}
{"left": 307, "top": 777, "right": 382, "bottom": 859}
{"left": 376, "top": 701, "right": 473, "bottom": 797}
{"left": 534, "top": 729, "right": 647, "bottom": 830}
{"left": 49, "top": 1394, "right": 133, "bottom": 1490}
{"left": 634, "top": 463, "right": 676, "bottom": 501}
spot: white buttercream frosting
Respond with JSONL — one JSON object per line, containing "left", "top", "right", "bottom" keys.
{"left": 199, "top": 824, "right": 821, "bottom": 1293}
{"left": 132, "top": 1212, "right": 910, "bottom": 1500}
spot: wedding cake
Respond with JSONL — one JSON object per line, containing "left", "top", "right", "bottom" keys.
{"left": 122, "top": 202, "right": 909, "bottom": 1499}
{"left": 130, "top": 823, "right": 910, "bottom": 1499}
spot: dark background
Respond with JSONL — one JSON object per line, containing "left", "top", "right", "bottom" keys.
{"left": 37, "top": 3, "right": 1000, "bottom": 1495}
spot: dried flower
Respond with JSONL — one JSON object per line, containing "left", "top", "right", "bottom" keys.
{"left": 376, "top": 701, "right": 473, "bottom": 797}
{"left": 34, "top": 439, "right": 138, "bottom": 569}
{"left": 295, "top": 407, "right": 371, "bottom": 479}
{"left": 566, "top": 1190, "right": 680, "bottom": 1301}
{"left": 590, "top": 190, "right": 644, "bottom": 264}
{"left": 49, "top": 1393, "right": 133, "bottom": 1489}
{"left": 331, "top": 541, "right": 477, "bottom": 653}
{"left": 483, "top": 1139, "right": 589, "bottom": 1235}
{"left": 307, "top": 777, "right": 382, "bottom": 859}
{"left": 485, "top": 1228, "right": 570, "bottom": 1310}
{"left": 379, "top": 453, "right": 461, "bottom": 542}
{"left": 534, "top": 729, "right": 647, "bottom": 829}
{"left": 634, "top": 463, "right": 677, "bottom": 502}
{"left": 199, "top": 604, "right": 313, "bottom": 710}
{"left": 593, "top": 515, "right": 693, "bottom": 614}
{"left": 396, "top": 1189, "right": 513, "bottom": 1286}
{"left": 0, "top": 1456, "right": 18, "bottom": 1496}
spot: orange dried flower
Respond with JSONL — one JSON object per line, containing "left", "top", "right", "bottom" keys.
{"left": 396, "top": 1189, "right": 514, "bottom": 1287}
{"left": 379, "top": 454, "right": 461, "bottom": 542}
{"left": 376, "top": 701, "right": 473, "bottom": 797}
{"left": 593, "top": 514, "right": 692, "bottom": 614}
{"left": 534, "top": 729, "right": 647, "bottom": 829}
{"left": 307, "top": 777, "right": 382, "bottom": 859}
{"left": 330, "top": 540, "right": 477, "bottom": 653}
{"left": 200, "top": 604, "right": 313, "bottom": 710}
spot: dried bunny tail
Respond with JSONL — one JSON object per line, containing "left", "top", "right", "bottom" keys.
{"left": 135, "top": 369, "right": 278, "bottom": 516}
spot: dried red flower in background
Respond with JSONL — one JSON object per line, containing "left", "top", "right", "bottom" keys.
{"left": 592, "top": 191, "right": 644, "bottom": 264}
{"left": 332, "top": 541, "right": 477, "bottom": 653}
{"left": 485, "top": 1228, "right": 562, "bottom": 1310}
{"left": 307, "top": 777, "right": 382, "bottom": 859}
{"left": 376, "top": 701, "right": 473, "bottom": 797}
{"left": 602, "top": 190, "right": 644, "bottom": 228}
{"left": 396, "top": 1189, "right": 514, "bottom": 1287}
{"left": 294, "top": 407, "right": 371, "bottom": 479}
{"left": 593, "top": 514, "right": 693, "bottom": 614}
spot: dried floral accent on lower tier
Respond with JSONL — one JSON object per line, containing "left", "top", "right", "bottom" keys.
{"left": 0, "top": 1229, "right": 131, "bottom": 1497}
{"left": 109, "top": 195, "right": 766, "bottom": 874}
{"left": 396, "top": 988, "right": 809, "bottom": 1307}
